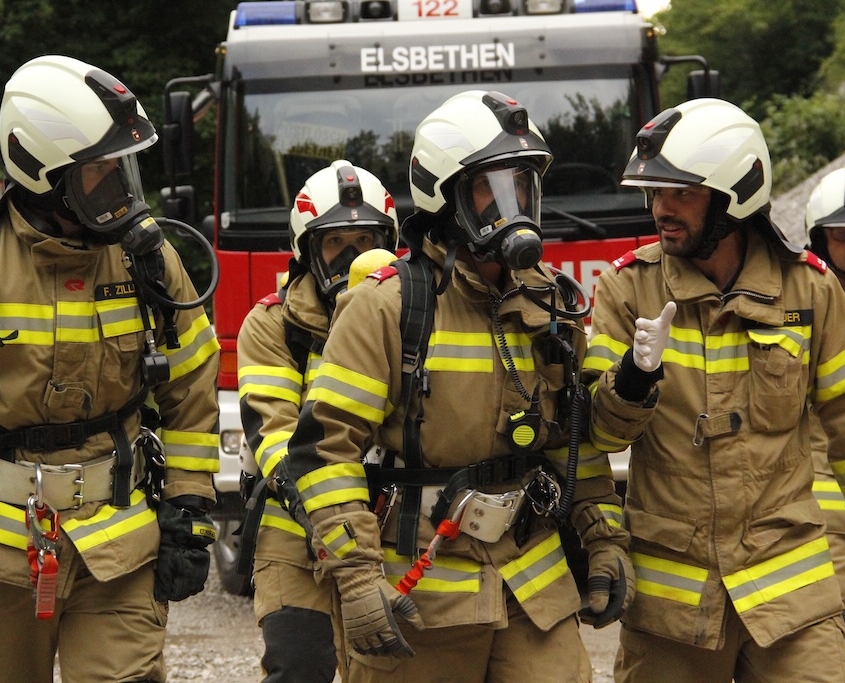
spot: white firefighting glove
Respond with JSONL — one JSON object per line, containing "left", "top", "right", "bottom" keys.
{"left": 633, "top": 301, "right": 677, "bottom": 372}
{"left": 334, "top": 565, "right": 425, "bottom": 658}
{"left": 572, "top": 502, "right": 635, "bottom": 629}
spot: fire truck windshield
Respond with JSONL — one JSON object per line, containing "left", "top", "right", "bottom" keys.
{"left": 220, "top": 74, "right": 647, "bottom": 249}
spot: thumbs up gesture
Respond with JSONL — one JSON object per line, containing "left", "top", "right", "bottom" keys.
{"left": 633, "top": 301, "right": 677, "bottom": 372}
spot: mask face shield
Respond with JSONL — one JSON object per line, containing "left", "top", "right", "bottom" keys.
{"left": 309, "top": 225, "right": 390, "bottom": 302}
{"left": 455, "top": 162, "right": 544, "bottom": 270}
{"left": 63, "top": 154, "right": 148, "bottom": 238}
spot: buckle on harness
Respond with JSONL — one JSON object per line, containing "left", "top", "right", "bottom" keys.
{"left": 62, "top": 463, "right": 86, "bottom": 509}
{"left": 25, "top": 422, "right": 86, "bottom": 452}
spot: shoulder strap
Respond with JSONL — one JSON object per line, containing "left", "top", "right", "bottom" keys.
{"left": 277, "top": 286, "right": 325, "bottom": 377}
{"left": 393, "top": 254, "right": 435, "bottom": 556}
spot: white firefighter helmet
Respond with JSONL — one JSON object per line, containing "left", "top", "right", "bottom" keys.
{"left": 805, "top": 167, "right": 845, "bottom": 243}
{"left": 0, "top": 55, "right": 158, "bottom": 196}
{"left": 289, "top": 160, "right": 399, "bottom": 299}
{"left": 621, "top": 98, "right": 771, "bottom": 221}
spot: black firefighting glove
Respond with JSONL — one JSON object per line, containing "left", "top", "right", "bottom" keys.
{"left": 154, "top": 495, "right": 217, "bottom": 602}
{"left": 572, "top": 501, "right": 636, "bottom": 629}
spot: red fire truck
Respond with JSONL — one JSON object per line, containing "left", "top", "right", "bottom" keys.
{"left": 161, "top": 0, "right": 717, "bottom": 594}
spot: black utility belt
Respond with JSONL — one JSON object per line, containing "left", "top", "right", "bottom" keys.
{"left": 0, "top": 390, "right": 148, "bottom": 455}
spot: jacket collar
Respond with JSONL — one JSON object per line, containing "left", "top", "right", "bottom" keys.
{"left": 421, "top": 236, "right": 574, "bottom": 329}
{"left": 659, "top": 229, "right": 786, "bottom": 326}
{"left": 8, "top": 196, "right": 106, "bottom": 268}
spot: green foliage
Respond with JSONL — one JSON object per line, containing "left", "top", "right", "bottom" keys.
{"left": 0, "top": 0, "right": 232, "bottom": 292}
{"left": 761, "top": 92, "right": 845, "bottom": 195}
{"left": 654, "top": 0, "right": 839, "bottom": 120}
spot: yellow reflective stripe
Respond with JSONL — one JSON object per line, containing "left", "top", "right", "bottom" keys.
{"left": 0, "top": 501, "right": 29, "bottom": 550}
{"left": 723, "top": 537, "right": 834, "bottom": 613}
{"left": 160, "top": 314, "right": 220, "bottom": 381}
{"left": 500, "top": 532, "right": 569, "bottom": 603}
{"left": 702, "top": 331, "right": 747, "bottom": 373}
{"left": 631, "top": 552, "right": 708, "bottom": 606}
{"left": 95, "top": 298, "right": 145, "bottom": 337}
{"left": 297, "top": 462, "right": 370, "bottom": 513}
{"left": 598, "top": 503, "right": 623, "bottom": 529}
{"left": 383, "top": 547, "right": 481, "bottom": 593}
{"left": 573, "top": 445, "right": 614, "bottom": 480}
{"left": 814, "top": 479, "right": 845, "bottom": 511}
{"left": 498, "top": 332, "right": 534, "bottom": 372}
{"left": 590, "top": 421, "right": 632, "bottom": 453}
{"left": 817, "top": 348, "right": 845, "bottom": 403}
{"left": 322, "top": 521, "right": 358, "bottom": 560}
{"left": 256, "top": 431, "right": 291, "bottom": 478}
{"left": 62, "top": 490, "right": 156, "bottom": 552}
{"left": 238, "top": 364, "right": 303, "bottom": 405}
{"left": 584, "top": 333, "right": 627, "bottom": 373}
{"left": 56, "top": 301, "right": 98, "bottom": 342}
{"left": 161, "top": 430, "right": 220, "bottom": 472}
{"left": 747, "top": 327, "right": 808, "bottom": 358}
{"left": 304, "top": 353, "right": 322, "bottom": 385}
{"left": 0, "top": 303, "right": 54, "bottom": 344}
{"left": 260, "top": 499, "right": 306, "bottom": 537}
{"left": 425, "top": 330, "right": 493, "bottom": 373}
{"left": 307, "top": 362, "right": 388, "bottom": 424}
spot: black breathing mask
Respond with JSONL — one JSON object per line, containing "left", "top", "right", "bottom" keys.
{"left": 455, "top": 162, "right": 543, "bottom": 271}
{"left": 63, "top": 154, "right": 163, "bottom": 254}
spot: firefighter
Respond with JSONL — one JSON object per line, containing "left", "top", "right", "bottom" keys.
{"left": 237, "top": 160, "right": 399, "bottom": 683}
{"left": 285, "top": 90, "right": 633, "bottom": 682}
{"left": 0, "top": 56, "right": 220, "bottom": 682}
{"left": 804, "top": 167, "right": 845, "bottom": 601}
{"left": 583, "top": 98, "right": 845, "bottom": 682}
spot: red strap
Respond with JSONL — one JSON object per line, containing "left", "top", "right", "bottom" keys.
{"left": 612, "top": 251, "right": 638, "bottom": 271}
{"left": 805, "top": 251, "right": 828, "bottom": 273}
{"left": 258, "top": 292, "right": 283, "bottom": 307}
{"left": 367, "top": 265, "right": 399, "bottom": 282}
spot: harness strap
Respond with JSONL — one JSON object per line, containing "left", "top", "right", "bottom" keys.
{"left": 394, "top": 255, "right": 435, "bottom": 556}
{"left": 236, "top": 473, "right": 272, "bottom": 577}
{"left": 0, "top": 389, "right": 149, "bottom": 457}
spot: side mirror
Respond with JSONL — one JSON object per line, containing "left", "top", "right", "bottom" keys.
{"left": 160, "top": 184, "right": 197, "bottom": 225}
{"left": 162, "top": 91, "right": 195, "bottom": 178}
{"left": 687, "top": 69, "right": 722, "bottom": 99}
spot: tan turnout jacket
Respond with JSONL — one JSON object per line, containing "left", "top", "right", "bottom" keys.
{"left": 584, "top": 228, "right": 845, "bottom": 648}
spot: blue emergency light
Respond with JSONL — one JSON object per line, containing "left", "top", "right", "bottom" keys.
{"left": 573, "top": 0, "right": 636, "bottom": 11}
{"left": 234, "top": 1, "right": 298, "bottom": 26}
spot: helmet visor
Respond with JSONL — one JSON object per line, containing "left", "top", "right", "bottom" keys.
{"left": 64, "top": 154, "right": 145, "bottom": 232}
{"left": 456, "top": 163, "right": 541, "bottom": 246}
{"left": 310, "top": 226, "right": 390, "bottom": 298}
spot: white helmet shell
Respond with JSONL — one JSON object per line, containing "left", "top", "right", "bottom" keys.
{"left": 805, "top": 167, "right": 845, "bottom": 242}
{"left": 410, "top": 90, "right": 552, "bottom": 215}
{"left": 0, "top": 55, "right": 157, "bottom": 195}
{"left": 622, "top": 98, "right": 771, "bottom": 221}
{"left": 289, "top": 159, "right": 399, "bottom": 263}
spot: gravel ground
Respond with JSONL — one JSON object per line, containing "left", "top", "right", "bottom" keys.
{"left": 159, "top": 557, "right": 619, "bottom": 682}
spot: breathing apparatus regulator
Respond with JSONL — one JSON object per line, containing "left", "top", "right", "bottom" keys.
{"left": 0, "top": 55, "right": 219, "bottom": 387}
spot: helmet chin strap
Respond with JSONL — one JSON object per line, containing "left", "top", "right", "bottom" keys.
{"left": 693, "top": 191, "right": 737, "bottom": 260}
